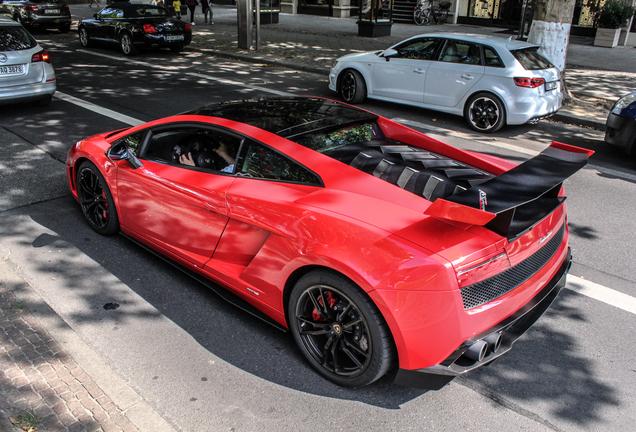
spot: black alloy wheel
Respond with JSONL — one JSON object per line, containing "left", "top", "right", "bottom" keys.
{"left": 465, "top": 92, "right": 505, "bottom": 133}
{"left": 288, "top": 270, "right": 395, "bottom": 387}
{"left": 340, "top": 69, "right": 366, "bottom": 104}
{"left": 77, "top": 161, "right": 120, "bottom": 236}
{"left": 120, "top": 32, "right": 138, "bottom": 56}
{"left": 79, "top": 27, "right": 92, "bottom": 47}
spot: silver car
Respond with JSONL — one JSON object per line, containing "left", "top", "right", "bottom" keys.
{"left": 329, "top": 33, "right": 562, "bottom": 133}
{"left": 0, "top": 16, "right": 56, "bottom": 106}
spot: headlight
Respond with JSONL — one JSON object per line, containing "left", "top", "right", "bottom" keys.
{"left": 611, "top": 93, "right": 636, "bottom": 115}
{"left": 331, "top": 60, "right": 339, "bottom": 69}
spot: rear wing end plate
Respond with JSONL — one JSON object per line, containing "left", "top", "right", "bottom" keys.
{"left": 425, "top": 142, "right": 593, "bottom": 240}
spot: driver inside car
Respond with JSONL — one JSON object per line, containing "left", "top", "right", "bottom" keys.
{"left": 179, "top": 139, "right": 235, "bottom": 173}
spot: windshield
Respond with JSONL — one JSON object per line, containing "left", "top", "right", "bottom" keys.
{"left": 0, "top": 26, "right": 37, "bottom": 51}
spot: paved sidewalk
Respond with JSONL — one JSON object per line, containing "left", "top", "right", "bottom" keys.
{"left": 0, "top": 284, "right": 138, "bottom": 431}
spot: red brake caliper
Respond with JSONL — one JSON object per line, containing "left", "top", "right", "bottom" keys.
{"left": 312, "top": 290, "right": 336, "bottom": 321}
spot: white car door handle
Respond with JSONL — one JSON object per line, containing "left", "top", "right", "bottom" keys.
{"left": 461, "top": 74, "right": 474, "bottom": 80}
{"left": 414, "top": 68, "right": 425, "bottom": 74}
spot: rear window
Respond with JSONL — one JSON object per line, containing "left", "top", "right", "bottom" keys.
{"left": 0, "top": 27, "right": 37, "bottom": 51}
{"left": 126, "top": 6, "right": 169, "bottom": 18}
{"left": 511, "top": 48, "right": 554, "bottom": 70}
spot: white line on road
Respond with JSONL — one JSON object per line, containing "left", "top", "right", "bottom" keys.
{"left": 54, "top": 91, "right": 145, "bottom": 126}
{"left": 566, "top": 276, "right": 636, "bottom": 315}
{"left": 77, "top": 49, "right": 295, "bottom": 97}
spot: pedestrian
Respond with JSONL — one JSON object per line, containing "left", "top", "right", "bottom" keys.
{"left": 173, "top": 0, "right": 182, "bottom": 19}
{"left": 186, "top": 0, "right": 198, "bottom": 25}
{"left": 201, "top": 0, "right": 213, "bottom": 24}
{"left": 88, "top": 0, "right": 100, "bottom": 8}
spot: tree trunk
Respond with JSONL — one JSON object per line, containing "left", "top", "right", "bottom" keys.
{"left": 527, "top": 0, "right": 577, "bottom": 102}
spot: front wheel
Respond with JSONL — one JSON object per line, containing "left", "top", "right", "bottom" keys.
{"left": 288, "top": 270, "right": 395, "bottom": 387}
{"left": 465, "top": 92, "right": 506, "bottom": 133}
{"left": 414, "top": 8, "right": 431, "bottom": 25}
{"left": 77, "top": 161, "right": 120, "bottom": 235}
{"left": 339, "top": 69, "right": 366, "bottom": 104}
{"left": 120, "top": 32, "right": 138, "bottom": 56}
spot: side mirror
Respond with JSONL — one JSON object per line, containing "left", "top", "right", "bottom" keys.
{"left": 93, "top": 14, "right": 99, "bottom": 19}
{"left": 381, "top": 48, "right": 398, "bottom": 61}
{"left": 106, "top": 142, "right": 143, "bottom": 169}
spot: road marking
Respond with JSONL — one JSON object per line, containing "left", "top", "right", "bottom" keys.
{"left": 567, "top": 276, "right": 636, "bottom": 315}
{"left": 54, "top": 91, "right": 144, "bottom": 126}
{"left": 77, "top": 49, "right": 295, "bottom": 97}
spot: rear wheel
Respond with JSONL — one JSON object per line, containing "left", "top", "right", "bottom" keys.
{"left": 170, "top": 46, "right": 185, "bottom": 53}
{"left": 414, "top": 8, "right": 431, "bottom": 25}
{"left": 437, "top": 9, "right": 448, "bottom": 24}
{"left": 79, "top": 27, "right": 92, "bottom": 47}
{"left": 339, "top": 69, "right": 366, "bottom": 104}
{"left": 465, "top": 92, "right": 506, "bottom": 133}
{"left": 60, "top": 24, "right": 70, "bottom": 33}
{"left": 77, "top": 161, "right": 120, "bottom": 236}
{"left": 120, "top": 32, "right": 138, "bottom": 56}
{"left": 288, "top": 270, "right": 395, "bottom": 387}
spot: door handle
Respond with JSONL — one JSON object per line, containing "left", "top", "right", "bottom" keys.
{"left": 461, "top": 74, "right": 474, "bottom": 80}
{"left": 414, "top": 68, "right": 425, "bottom": 74}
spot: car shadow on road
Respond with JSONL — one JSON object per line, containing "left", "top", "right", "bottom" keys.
{"left": 0, "top": 192, "right": 619, "bottom": 420}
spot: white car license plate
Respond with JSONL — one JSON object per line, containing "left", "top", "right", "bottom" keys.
{"left": 45, "top": 9, "right": 60, "bottom": 14}
{"left": 545, "top": 81, "right": 558, "bottom": 91}
{"left": 166, "top": 35, "right": 184, "bottom": 41}
{"left": 0, "top": 65, "right": 23, "bottom": 75}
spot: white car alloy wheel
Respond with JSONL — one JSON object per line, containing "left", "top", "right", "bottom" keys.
{"left": 465, "top": 92, "right": 505, "bottom": 133}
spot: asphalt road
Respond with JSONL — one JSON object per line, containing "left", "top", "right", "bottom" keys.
{"left": 1, "top": 30, "right": 635, "bottom": 432}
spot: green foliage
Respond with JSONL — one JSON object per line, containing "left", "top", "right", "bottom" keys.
{"left": 596, "top": 0, "right": 636, "bottom": 28}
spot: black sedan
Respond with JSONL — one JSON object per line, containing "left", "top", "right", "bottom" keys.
{"left": 0, "top": 0, "right": 72, "bottom": 32}
{"left": 78, "top": 3, "right": 191, "bottom": 55}
{"left": 605, "top": 91, "right": 636, "bottom": 156}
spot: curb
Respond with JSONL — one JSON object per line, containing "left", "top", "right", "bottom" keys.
{"left": 551, "top": 112, "right": 606, "bottom": 131}
{"left": 0, "top": 245, "right": 177, "bottom": 432}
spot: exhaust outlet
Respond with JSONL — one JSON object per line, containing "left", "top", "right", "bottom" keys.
{"left": 464, "top": 340, "right": 488, "bottom": 362}
{"left": 484, "top": 333, "right": 502, "bottom": 353}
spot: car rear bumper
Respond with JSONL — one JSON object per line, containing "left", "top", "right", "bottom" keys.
{"left": 605, "top": 112, "right": 636, "bottom": 155}
{"left": 138, "top": 33, "right": 192, "bottom": 49}
{"left": 393, "top": 247, "right": 571, "bottom": 390}
{"left": 0, "top": 81, "right": 56, "bottom": 105}
{"left": 506, "top": 90, "right": 563, "bottom": 125}
{"left": 24, "top": 16, "right": 71, "bottom": 28}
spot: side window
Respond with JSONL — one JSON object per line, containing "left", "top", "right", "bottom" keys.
{"left": 236, "top": 141, "right": 321, "bottom": 185}
{"left": 484, "top": 47, "right": 504, "bottom": 67}
{"left": 394, "top": 38, "right": 442, "bottom": 60}
{"left": 142, "top": 126, "right": 240, "bottom": 173}
{"left": 99, "top": 8, "right": 123, "bottom": 19}
{"left": 122, "top": 131, "right": 145, "bottom": 156}
{"left": 440, "top": 41, "right": 482, "bottom": 65}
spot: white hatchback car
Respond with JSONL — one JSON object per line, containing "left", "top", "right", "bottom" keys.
{"left": 329, "top": 33, "right": 562, "bottom": 133}
{"left": 0, "top": 16, "right": 56, "bottom": 106}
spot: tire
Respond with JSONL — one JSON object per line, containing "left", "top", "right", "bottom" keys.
{"left": 77, "top": 161, "right": 120, "bottom": 236}
{"left": 465, "top": 92, "right": 506, "bottom": 133}
{"left": 170, "top": 46, "right": 185, "bottom": 53}
{"left": 339, "top": 69, "right": 366, "bottom": 104}
{"left": 120, "top": 32, "right": 138, "bottom": 56}
{"left": 288, "top": 270, "right": 395, "bottom": 387}
{"left": 79, "top": 27, "right": 92, "bottom": 47}
{"left": 60, "top": 24, "right": 70, "bottom": 33}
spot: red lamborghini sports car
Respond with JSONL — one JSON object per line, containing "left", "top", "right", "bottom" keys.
{"left": 66, "top": 97, "right": 592, "bottom": 389}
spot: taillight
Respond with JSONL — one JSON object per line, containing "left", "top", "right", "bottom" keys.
{"left": 31, "top": 50, "right": 50, "bottom": 63}
{"left": 455, "top": 252, "right": 510, "bottom": 288}
{"left": 185, "top": 23, "right": 191, "bottom": 31}
{"left": 62, "top": 5, "right": 69, "bottom": 11}
{"left": 24, "top": 5, "right": 39, "bottom": 11}
{"left": 514, "top": 77, "right": 546, "bottom": 88}
{"left": 143, "top": 24, "right": 157, "bottom": 33}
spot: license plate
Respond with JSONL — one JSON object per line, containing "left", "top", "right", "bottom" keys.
{"left": 0, "top": 65, "right": 23, "bottom": 75}
{"left": 166, "top": 35, "right": 184, "bottom": 41}
{"left": 545, "top": 81, "right": 558, "bottom": 91}
{"left": 45, "top": 9, "right": 60, "bottom": 14}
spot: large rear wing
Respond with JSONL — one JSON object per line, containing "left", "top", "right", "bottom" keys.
{"left": 424, "top": 142, "right": 593, "bottom": 240}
